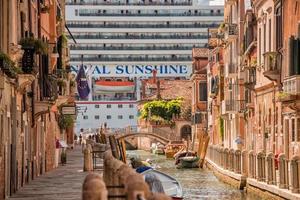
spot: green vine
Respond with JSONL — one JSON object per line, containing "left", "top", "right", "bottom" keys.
{"left": 140, "top": 98, "right": 183, "bottom": 122}
{"left": 19, "top": 37, "right": 48, "bottom": 54}
{"left": 0, "top": 52, "right": 22, "bottom": 78}
{"left": 58, "top": 115, "right": 74, "bottom": 130}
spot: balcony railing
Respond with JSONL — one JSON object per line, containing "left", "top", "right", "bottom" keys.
{"left": 78, "top": 12, "right": 223, "bottom": 17}
{"left": 69, "top": 45, "right": 203, "bottom": 51}
{"left": 92, "top": 96, "right": 137, "bottom": 101}
{"left": 70, "top": 56, "right": 191, "bottom": 62}
{"left": 72, "top": 34, "right": 207, "bottom": 40}
{"left": 283, "top": 75, "right": 300, "bottom": 95}
{"left": 66, "top": 0, "right": 192, "bottom": 6}
{"left": 42, "top": 75, "right": 58, "bottom": 101}
{"left": 222, "top": 100, "right": 246, "bottom": 114}
{"left": 263, "top": 51, "right": 281, "bottom": 81}
{"left": 244, "top": 68, "right": 256, "bottom": 89}
{"left": 224, "top": 23, "right": 238, "bottom": 41}
{"left": 67, "top": 23, "right": 220, "bottom": 29}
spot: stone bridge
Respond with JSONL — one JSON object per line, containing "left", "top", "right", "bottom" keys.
{"left": 115, "top": 132, "right": 170, "bottom": 145}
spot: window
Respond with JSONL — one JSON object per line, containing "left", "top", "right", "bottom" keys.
{"left": 118, "top": 104, "right": 123, "bottom": 108}
{"left": 199, "top": 82, "right": 207, "bottom": 101}
{"left": 83, "top": 115, "right": 88, "bottom": 120}
{"left": 129, "top": 115, "right": 134, "bottom": 119}
{"left": 269, "top": 19, "right": 272, "bottom": 51}
{"left": 292, "top": 118, "right": 296, "bottom": 141}
{"left": 259, "top": 28, "right": 261, "bottom": 64}
{"left": 118, "top": 115, "right": 123, "bottom": 119}
{"left": 95, "top": 105, "right": 100, "bottom": 108}
{"left": 129, "top": 104, "right": 134, "bottom": 108}
{"left": 106, "top": 115, "right": 111, "bottom": 120}
{"left": 275, "top": 1, "right": 283, "bottom": 49}
{"left": 298, "top": 119, "right": 300, "bottom": 141}
{"left": 95, "top": 115, "right": 99, "bottom": 120}
{"left": 75, "top": 9, "right": 78, "bottom": 16}
{"left": 107, "top": 104, "right": 111, "bottom": 108}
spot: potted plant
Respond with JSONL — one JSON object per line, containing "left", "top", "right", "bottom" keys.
{"left": 61, "top": 150, "right": 67, "bottom": 165}
{"left": 19, "top": 37, "right": 48, "bottom": 54}
{"left": 58, "top": 115, "right": 74, "bottom": 130}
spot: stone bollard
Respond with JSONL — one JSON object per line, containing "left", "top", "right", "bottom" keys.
{"left": 83, "top": 144, "right": 93, "bottom": 171}
{"left": 125, "top": 174, "right": 151, "bottom": 200}
{"left": 103, "top": 151, "right": 115, "bottom": 185}
{"left": 82, "top": 173, "right": 107, "bottom": 200}
{"left": 148, "top": 193, "right": 172, "bottom": 200}
{"left": 107, "top": 158, "right": 125, "bottom": 196}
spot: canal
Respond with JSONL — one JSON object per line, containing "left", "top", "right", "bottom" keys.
{"left": 127, "top": 150, "right": 260, "bottom": 200}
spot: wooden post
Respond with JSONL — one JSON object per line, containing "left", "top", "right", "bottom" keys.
{"left": 109, "top": 135, "right": 120, "bottom": 159}
{"left": 199, "top": 134, "right": 210, "bottom": 168}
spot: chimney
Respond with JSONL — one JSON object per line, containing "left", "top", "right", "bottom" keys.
{"left": 156, "top": 80, "right": 161, "bottom": 99}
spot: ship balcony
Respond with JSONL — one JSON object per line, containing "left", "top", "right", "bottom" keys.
{"left": 279, "top": 75, "right": 300, "bottom": 102}
{"left": 72, "top": 34, "right": 208, "bottom": 40}
{"left": 77, "top": 12, "right": 223, "bottom": 17}
{"left": 221, "top": 100, "right": 246, "bottom": 115}
{"left": 66, "top": 0, "right": 192, "bottom": 6}
{"left": 224, "top": 23, "right": 238, "bottom": 42}
{"left": 263, "top": 52, "right": 281, "bottom": 82}
{"left": 70, "top": 56, "right": 191, "bottom": 62}
{"left": 67, "top": 23, "right": 219, "bottom": 29}
{"left": 69, "top": 45, "right": 203, "bottom": 51}
{"left": 244, "top": 68, "right": 256, "bottom": 90}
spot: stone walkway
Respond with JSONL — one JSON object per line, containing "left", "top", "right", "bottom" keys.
{"left": 9, "top": 146, "right": 92, "bottom": 200}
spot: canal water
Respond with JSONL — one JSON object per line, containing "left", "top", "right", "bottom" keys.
{"left": 127, "top": 150, "right": 260, "bottom": 200}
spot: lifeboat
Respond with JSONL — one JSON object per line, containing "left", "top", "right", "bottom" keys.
{"left": 94, "top": 81, "right": 135, "bottom": 92}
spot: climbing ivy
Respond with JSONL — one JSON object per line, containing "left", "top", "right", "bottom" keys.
{"left": 140, "top": 98, "right": 183, "bottom": 122}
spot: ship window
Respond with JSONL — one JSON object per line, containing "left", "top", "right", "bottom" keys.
{"left": 75, "top": 9, "right": 78, "bottom": 16}
{"left": 129, "top": 104, "right": 134, "bottom": 108}
{"left": 129, "top": 115, "right": 134, "bottom": 119}
{"left": 118, "top": 115, "right": 123, "bottom": 119}
{"left": 83, "top": 115, "right": 88, "bottom": 120}
{"left": 95, "top": 105, "right": 100, "bottom": 108}
{"left": 106, "top": 115, "right": 111, "bottom": 120}
{"left": 107, "top": 104, "right": 111, "bottom": 108}
{"left": 95, "top": 115, "right": 99, "bottom": 120}
{"left": 118, "top": 104, "right": 123, "bottom": 108}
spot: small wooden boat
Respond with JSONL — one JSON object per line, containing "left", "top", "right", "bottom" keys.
{"left": 177, "top": 156, "right": 199, "bottom": 169}
{"left": 165, "top": 141, "right": 186, "bottom": 159}
{"left": 152, "top": 143, "right": 165, "bottom": 155}
{"left": 142, "top": 169, "right": 183, "bottom": 200}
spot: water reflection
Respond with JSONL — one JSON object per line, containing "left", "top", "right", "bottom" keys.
{"left": 127, "top": 150, "right": 260, "bottom": 200}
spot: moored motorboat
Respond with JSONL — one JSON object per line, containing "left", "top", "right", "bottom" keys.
{"left": 141, "top": 168, "right": 183, "bottom": 200}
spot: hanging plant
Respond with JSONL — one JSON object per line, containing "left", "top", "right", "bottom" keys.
{"left": 19, "top": 37, "right": 48, "bottom": 54}
{"left": 58, "top": 115, "right": 74, "bottom": 130}
{"left": 0, "top": 52, "right": 22, "bottom": 78}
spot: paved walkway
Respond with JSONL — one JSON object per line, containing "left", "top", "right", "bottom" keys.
{"left": 9, "top": 146, "right": 91, "bottom": 200}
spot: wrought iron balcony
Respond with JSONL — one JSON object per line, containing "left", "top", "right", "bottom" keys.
{"left": 72, "top": 34, "right": 207, "bottom": 40}
{"left": 67, "top": 23, "right": 219, "bottom": 29}
{"left": 244, "top": 68, "right": 256, "bottom": 90}
{"left": 224, "top": 23, "right": 238, "bottom": 41}
{"left": 221, "top": 100, "right": 246, "bottom": 115}
{"left": 42, "top": 74, "right": 58, "bottom": 102}
{"left": 279, "top": 75, "right": 300, "bottom": 102}
{"left": 21, "top": 47, "right": 36, "bottom": 74}
{"left": 263, "top": 52, "right": 281, "bottom": 81}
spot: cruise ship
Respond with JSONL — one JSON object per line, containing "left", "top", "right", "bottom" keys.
{"left": 65, "top": 0, "right": 223, "bottom": 132}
